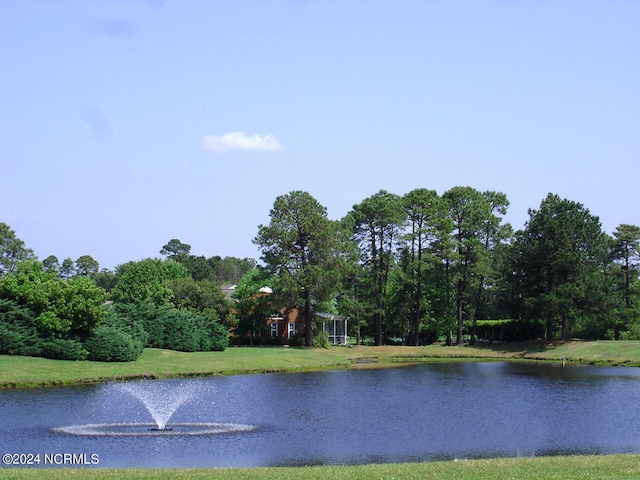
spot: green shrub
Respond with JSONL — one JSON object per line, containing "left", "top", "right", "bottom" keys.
{"left": 208, "top": 318, "right": 229, "bottom": 351}
{"left": 0, "top": 299, "right": 40, "bottom": 355}
{"left": 85, "top": 326, "right": 143, "bottom": 362}
{"left": 161, "top": 309, "right": 203, "bottom": 352}
{"left": 107, "top": 300, "right": 227, "bottom": 353}
{"left": 102, "top": 302, "right": 149, "bottom": 349}
{"left": 312, "top": 330, "right": 330, "bottom": 349}
{"left": 37, "top": 338, "right": 87, "bottom": 360}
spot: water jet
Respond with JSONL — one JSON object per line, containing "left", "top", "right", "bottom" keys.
{"left": 54, "top": 379, "right": 257, "bottom": 437}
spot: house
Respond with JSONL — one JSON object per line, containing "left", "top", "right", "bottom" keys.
{"left": 316, "top": 312, "right": 349, "bottom": 345}
{"left": 264, "top": 307, "right": 302, "bottom": 343}
{"left": 223, "top": 284, "right": 349, "bottom": 345}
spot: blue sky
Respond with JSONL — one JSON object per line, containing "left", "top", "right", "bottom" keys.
{"left": 1, "top": 1, "right": 638, "bottom": 270}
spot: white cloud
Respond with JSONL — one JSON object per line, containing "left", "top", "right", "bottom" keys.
{"left": 202, "top": 132, "right": 283, "bottom": 151}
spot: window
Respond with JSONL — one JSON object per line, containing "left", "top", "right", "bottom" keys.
{"left": 288, "top": 322, "right": 295, "bottom": 338}
{"left": 271, "top": 322, "right": 279, "bottom": 338}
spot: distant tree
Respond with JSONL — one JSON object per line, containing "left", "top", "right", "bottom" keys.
{"left": 470, "top": 191, "right": 512, "bottom": 344}
{"left": 209, "top": 256, "right": 258, "bottom": 284}
{"left": 0, "top": 223, "right": 35, "bottom": 277}
{"left": 167, "top": 277, "right": 234, "bottom": 328}
{"left": 181, "top": 255, "right": 215, "bottom": 281}
{"left": 91, "top": 268, "right": 118, "bottom": 292}
{"left": 75, "top": 255, "right": 99, "bottom": 277}
{"left": 347, "top": 190, "right": 406, "bottom": 345}
{"left": 509, "top": 193, "right": 609, "bottom": 340}
{"left": 110, "top": 258, "right": 189, "bottom": 304}
{"left": 60, "top": 258, "right": 76, "bottom": 279}
{"left": 42, "top": 255, "right": 60, "bottom": 274}
{"left": 254, "top": 191, "right": 342, "bottom": 347}
{"left": 401, "top": 188, "right": 443, "bottom": 345}
{"left": 442, "top": 186, "right": 502, "bottom": 346}
{"left": 160, "top": 239, "right": 191, "bottom": 261}
{"left": 612, "top": 224, "right": 640, "bottom": 309}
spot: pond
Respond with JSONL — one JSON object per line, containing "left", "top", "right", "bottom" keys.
{"left": 2, "top": 362, "right": 640, "bottom": 468}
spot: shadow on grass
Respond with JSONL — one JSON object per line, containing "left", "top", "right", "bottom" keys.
{"left": 472, "top": 339, "right": 565, "bottom": 357}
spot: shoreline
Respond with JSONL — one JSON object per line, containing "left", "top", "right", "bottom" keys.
{"left": 3, "top": 340, "right": 640, "bottom": 389}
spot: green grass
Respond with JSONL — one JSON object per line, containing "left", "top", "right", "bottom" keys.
{"left": 3, "top": 340, "right": 640, "bottom": 388}
{"left": 4, "top": 455, "right": 640, "bottom": 479}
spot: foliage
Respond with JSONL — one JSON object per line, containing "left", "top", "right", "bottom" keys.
{"left": 91, "top": 268, "right": 118, "bottom": 292}
{"left": 60, "top": 257, "right": 75, "bottom": 279}
{"left": 255, "top": 191, "right": 343, "bottom": 346}
{"left": 112, "top": 300, "right": 228, "bottom": 352}
{"left": 0, "top": 222, "right": 35, "bottom": 276}
{"left": 84, "top": 303, "right": 149, "bottom": 361}
{"left": 110, "top": 258, "right": 189, "bottom": 304}
{"left": 208, "top": 255, "right": 257, "bottom": 284}
{"left": 399, "top": 188, "right": 443, "bottom": 345}
{"left": 231, "top": 268, "right": 277, "bottom": 345}
{"left": 507, "top": 193, "right": 610, "bottom": 340}
{"left": 0, "top": 299, "right": 39, "bottom": 355}
{"left": 160, "top": 239, "right": 256, "bottom": 283}
{"left": 167, "top": 277, "right": 233, "bottom": 328}
{"left": 347, "top": 190, "right": 406, "bottom": 345}
{"left": 42, "top": 255, "right": 60, "bottom": 274}
{"left": 0, "top": 260, "right": 107, "bottom": 337}
{"left": 75, "top": 255, "right": 99, "bottom": 276}
{"left": 160, "top": 238, "right": 191, "bottom": 261}
{"left": 312, "top": 329, "right": 330, "bottom": 349}
{"left": 84, "top": 326, "right": 142, "bottom": 362}
{"left": 1, "top": 186, "right": 638, "bottom": 352}
{"left": 37, "top": 338, "right": 87, "bottom": 361}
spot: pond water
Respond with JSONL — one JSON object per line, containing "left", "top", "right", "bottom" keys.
{"left": 2, "top": 362, "right": 640, "bottom": 468}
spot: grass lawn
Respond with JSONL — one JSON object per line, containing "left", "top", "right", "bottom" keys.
{"left": 4, "top": 455, "right": 640, "bottom": 480}
{"left": 3, "top": 340, "right": 640, "bottom": 388}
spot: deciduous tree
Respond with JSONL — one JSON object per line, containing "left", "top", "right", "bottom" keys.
{"left": 111, "top": 258, "right": 189, "bottom": 304}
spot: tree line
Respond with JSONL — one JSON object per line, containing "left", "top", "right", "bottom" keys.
{"left": 252, "top": 188, "right": 640, "bottom": 347}
{"left": 1, "top": 185, "right": 639, "bottom": 359}
{"left": 0, "top": 226, "right": 255, "bottom": 361}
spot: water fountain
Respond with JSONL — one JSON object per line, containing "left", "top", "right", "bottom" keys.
{"left": 53, "top": 379, "right": 257, "bottom": 436}
{"left": 117, "top": 380, "right": 195, "bottom": 431}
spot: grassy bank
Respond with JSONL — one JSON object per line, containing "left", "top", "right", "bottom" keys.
{"left": 2, "top": 340, "right": 640, "bottom": 388}
{"left": 4, "top": 455, "right": 640, "bottom": 479}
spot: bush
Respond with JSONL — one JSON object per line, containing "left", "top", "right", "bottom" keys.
{"left": 161, "top": 309, "right": 204, "bottom": 352}
{"left": 107, "top": 300, "right": 228, "bottom": 353}
{"left": 0, "top": 299, "right": 40, "bottom": 355}
{"left": 102, "top": 302, "right": 149, "bottom": 349}
{"left": 208, "top": 318, "right": 229, "bottom": 351}
{"left": 312, "top": 330, "right": 330, "bottom": 349}
{"left": 85, "top": 326, "right": 143, "bottom": 362}
{"left": 37, "top": 338, "right": 87, "bottom": 360}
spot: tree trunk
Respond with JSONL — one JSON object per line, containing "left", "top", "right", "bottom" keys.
{"left": 374, "top": 311, "right": 383, "bottom": 346}
{"left": 304, "top": 290, "right": 313, "bottom": 347}
{"left": 456, "top": 297, "right": 464, "bottom": 346}
{"left": 561, "top": 315, "right": 569, "bottom": 341}
{"left": 546, "top": 317, "right": 554, "bottom": 340}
